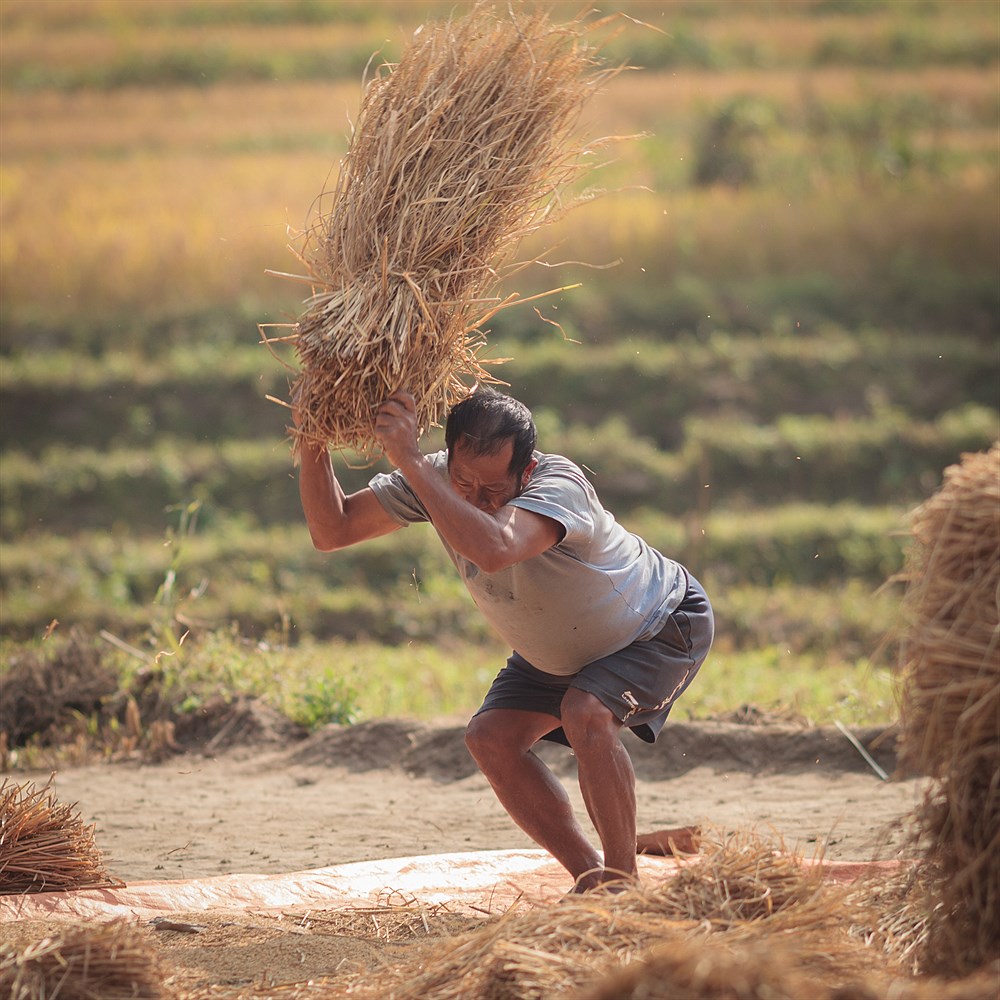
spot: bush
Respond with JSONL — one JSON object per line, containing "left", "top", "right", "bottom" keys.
{"left": 692, "top": 96, "right": 777, "bottom": 188}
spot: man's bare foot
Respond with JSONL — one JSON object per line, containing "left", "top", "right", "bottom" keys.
{"left": 636, "top": 825, "right": 702, "bottom": 857}
{"left": 569, "top": 869, "right": 637, "bottom": 895}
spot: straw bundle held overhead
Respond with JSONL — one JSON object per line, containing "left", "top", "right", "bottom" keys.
{"left": 894, "top": 443, "right": 1000, "bottom": 975}
{"left": 266, "top": 3, "right": 618, "bottom": 459}
{"left": 0, "top": 920, "right": 167, "bottom": 1000}
{"left": 0, "top": 777, "right": 121, "bottom": 894}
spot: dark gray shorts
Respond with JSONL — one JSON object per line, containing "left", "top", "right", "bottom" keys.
{"left": 473, "top": 571, "right": 714, "bottom": 747}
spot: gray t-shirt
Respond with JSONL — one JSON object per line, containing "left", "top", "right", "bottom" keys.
{"left": 368, "top": 450, "right": 686, "bottom": 676}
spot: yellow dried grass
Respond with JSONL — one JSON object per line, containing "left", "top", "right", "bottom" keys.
{"left": 589, "top": 935, "right": 841, "bottom": 1000}
{"left": 261, "top": 3, "right": 623, "bottom": 459}
{"left": 331, "top": 831, "right": 884, "bottom": 1000}
{"left": 0, "top": 777, "right": 122, "bottom": 895}
{"left": 0, "top": 919, "right": 167, "bottom": 1000}
{"left": 894, "top": 443, "right": 1000, "bottom": 974}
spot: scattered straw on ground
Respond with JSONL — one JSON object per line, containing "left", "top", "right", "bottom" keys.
{"left": 324, "top": 831, "right": 898, "bottom": 999}
{"left": 261, "top": 3, "right": 623, "bottom": 459}
{"left": 0, "top": 919, "right": 167, "bottom": 1000}
{"left": 293, "top": 900, "right": 476, "bottom": 944}
{"left": 894, "top": 443, "right": 1000, "bottom": 975}
{"left": 0, "top": 777, "right": 122, "bottom": 895}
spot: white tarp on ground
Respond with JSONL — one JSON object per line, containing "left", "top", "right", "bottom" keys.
{"left": 0, "top": 850, "right": 900, "bottom": 923}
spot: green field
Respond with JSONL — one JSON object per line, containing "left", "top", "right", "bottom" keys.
{"left": 1, "top": 0, "right": 997, "bottom": 755}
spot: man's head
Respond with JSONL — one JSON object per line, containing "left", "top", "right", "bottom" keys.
{"left": 445, "top": 388, "right": 537, "bottom": 512}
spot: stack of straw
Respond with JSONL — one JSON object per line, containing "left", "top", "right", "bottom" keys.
{"left": 262, "top": 3, "right": 618, "bottom": 459}
{"left": 894, "top": 443, "right": 1000, "bottom": 974}
{"left": 0, "top": 920, "right": 166, "bottom": 1000}
{"left": 335, "top": 832, "right": 887, "bottom": 999}
{"left": 0, "top": 778, "right": 121, "bottom": 894}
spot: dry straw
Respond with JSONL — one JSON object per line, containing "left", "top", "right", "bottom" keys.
{"left": 0, "top": 777, "right": 121, "bottom": 894}
{"left": 894, "top": 443, "right": 1000, "bottom": 974}
{"left": 0, "top": 919, "right": 167, "bottom": 1000}
{"left": 331, "top": 831, "right": 890, "bottom": 999}
{"left": 261, "top": 2, "right": 623, "bottom": 460}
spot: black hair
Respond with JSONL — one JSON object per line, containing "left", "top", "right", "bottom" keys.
{"left": 445, "top": 387, "right": 537, "bottom": 478}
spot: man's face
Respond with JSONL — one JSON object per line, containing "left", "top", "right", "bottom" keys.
{"left": 448, "top": 438, "right": 534, "bottom": 513}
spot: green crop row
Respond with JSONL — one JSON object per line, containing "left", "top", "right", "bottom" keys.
{"left": 0, "top": 501, "right": 907, "bottom": 612}
{"left": 3, "top": 2, "right": 996, "bottom": 92}
{"left": 2, "top": 405, "right": 993, "bottom": 538}
{"left": 2, "top": 0, "right": 985, "bottom": 33}
{"left": 0, "top": 410, "right": 972, "bottom": 535}
{"left": 526, "top": 403, "right": 995, "bottom": 510}
{"left": 1, "top": 40, "right": 381, "bottom": 92}
{"left": 0, "top": 504, "right": 906, "bottom": 659}
{"left": 0, "top": 620, "right": 899, "bottom": 749}
{"left": 3, "top": 328, "right": 997, "bottom": 453}
{"left": 503, "top": 330, "right": 999, "bottom": 450}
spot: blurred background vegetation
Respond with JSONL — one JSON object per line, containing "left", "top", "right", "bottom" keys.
{"left": 1, "top": 0, "right": 997, "bottom": 753}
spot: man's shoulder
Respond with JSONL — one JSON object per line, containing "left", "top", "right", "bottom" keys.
{"left": 523, "top": 453, "right": 596, "bottom": 506}
{"left": 532, "top": 452, "right": 590, "bottom": 486}
{"left": 371, "top": 449, "right": 447, "bottom": 487}
{"left": 367, "top": 450, "right": 447, "bottom": 523}
{"left": 533, "top": 451, "right": 583, "bottom": 475}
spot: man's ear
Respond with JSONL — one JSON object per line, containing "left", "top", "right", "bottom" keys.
{"left": 521, "top": 458, "right": 538, "bottom": 486}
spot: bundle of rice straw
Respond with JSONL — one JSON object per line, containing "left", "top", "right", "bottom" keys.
{"left": 262, "top": 2, "right": 620, "bottom": 459}
{"left": 894, "top": 443, "right": 1000, "bottom": 974}
{"left": 588, "top": 935, "right": 837, "bottom": 1000}
{"left": 0, "top": 919, "right": 166, "bottom": 1000}
{"left": 0, "top": 777, "right": 121, "bottom": 894}
{"left": 335, "top": 832, "right": 884, "bottom": 999}
{"left": 593, "top": 947, "right": 999, "bottom": 1000}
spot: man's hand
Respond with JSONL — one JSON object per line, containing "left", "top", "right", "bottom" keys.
{"left": 374, "top": 391, "right": 422, "bottom": 470}
{"left": 290, "top": 383, "right": 305, "bottom": 430}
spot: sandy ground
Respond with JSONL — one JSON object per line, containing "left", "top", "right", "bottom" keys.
{"left": 3, "top": 716, "right": 930, "bottom": 997}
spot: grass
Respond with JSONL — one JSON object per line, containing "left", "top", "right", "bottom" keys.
{"left": 678, "top": 646, "right": 896, "bottom": 728}
{"left": 217, "top": 635, "right": 898, "bottom": 729}
{"left": 3, "top": 2, "right": 997, "bottom": 87}
{"left": 0, "top": 626, "right": 897, "bottom": 773}
{"left": 0, "top": 0, "right": 993, "bottom": 758}
{"left": 1, "top": 36, "right": 996, "bottom": 326}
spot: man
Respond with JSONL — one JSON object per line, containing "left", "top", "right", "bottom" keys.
{"left": 296, "top": 387, "right": 713, "bottom": 891}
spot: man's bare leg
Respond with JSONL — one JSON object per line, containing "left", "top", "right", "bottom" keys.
{"left": 465, "top": 709, "right": 603, "bottom": 885}
{"left": 561, "top": 688, "right": 638, "bottom": 890}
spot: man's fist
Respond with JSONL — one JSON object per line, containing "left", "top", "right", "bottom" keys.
{"left": 374, "top": 391, "right": 421, "bottom": 469}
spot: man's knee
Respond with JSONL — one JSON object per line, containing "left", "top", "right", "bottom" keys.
{"left": 466, "top": 709, "right": 561, "bottom": 764}
{"left": 560, "top": 688, "right": 619, "bottom": 748}
{"left": 464, "top": 712, "right": 496, "bottom": 763}
{"left": 464, "top": 711, "right": 527, "bottom": 764}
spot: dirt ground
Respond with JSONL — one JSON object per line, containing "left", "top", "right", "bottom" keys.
{"left": 3, "top": 716, "right": 930, "bottom": 998}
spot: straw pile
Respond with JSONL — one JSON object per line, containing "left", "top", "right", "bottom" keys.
{"left": 894, "top": 443, "right": 1000, "bottom": 974}
{"left": 263, "top": 3, "right": 618, "bottom": 459}
{"left": 0, "top": 625, "right": 118, "bottom": 747}
{"left": 0, "top": 919, "right": 167, "bottom": 1000}
{"left": 332, "top": 832, "right": 889, "bottom": 999}
{"left": 0, "top": 777, "right": 121, "bottom": 894}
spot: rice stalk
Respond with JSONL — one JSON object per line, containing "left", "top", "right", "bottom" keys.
{"left": 0, "top": 777, "right": 121, "bottom": 894}
{"left": 260, "top": 3, "right": 625, "bottom": 460}
{"left": 329, "top": 831, "right": 883, "bottom": 999}
{"left": 0, "top": 919, "right": 166, "bottom": 1000}
{"left": 893, "top": 443, "right": 1000, "bottom": 974}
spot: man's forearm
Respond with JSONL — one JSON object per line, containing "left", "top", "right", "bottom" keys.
{"left": 299, "top": 442, "right": 349, "bottom": 550}
{"left": 397, "top": 454, "right": 511, "bottom": 570}
{"left": 297, "top": 440, "right": 400, "bottom": 551}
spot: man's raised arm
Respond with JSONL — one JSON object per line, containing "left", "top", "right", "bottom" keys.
{"left": 297, "top": 439, "right": 400, "bottom": 552}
